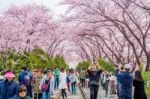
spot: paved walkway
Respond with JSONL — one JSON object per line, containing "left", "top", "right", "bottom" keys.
{"left": 53, "top": 85, "right": 118, "bottom": 99}
{"left": 84, "top": 86, "right": 118, "bottom": 99}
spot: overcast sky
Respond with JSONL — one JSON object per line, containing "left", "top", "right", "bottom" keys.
{"left": 0, "top": 0, "right": 67, "bottom": 18}
{"left": 0, "top": 0, "right": 78, "bottom": 68}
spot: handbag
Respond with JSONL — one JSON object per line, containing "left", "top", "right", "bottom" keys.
{"left": 41, "top": 78, "right": 51, "bottom": 91}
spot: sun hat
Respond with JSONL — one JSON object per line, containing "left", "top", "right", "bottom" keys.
{"left": 4, "top": 71, "right": 15, "bottom": 78}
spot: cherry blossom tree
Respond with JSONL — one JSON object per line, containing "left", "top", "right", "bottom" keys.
{"left": 61, "top": 0, "right": 150, "bottom": 71}
{"left": 0, "top": 4, "right": 65, "bottom": 57}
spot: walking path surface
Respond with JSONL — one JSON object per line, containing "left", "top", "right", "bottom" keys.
{"left": 52, "top": 85, "right": 118, "bottom": 99}
{"left": 83, "top": 85, "right": 117, "bottom": 99}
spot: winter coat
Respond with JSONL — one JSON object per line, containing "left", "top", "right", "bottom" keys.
{"left": 9, "top": 95, "right": 30, "bottom": 99}
{"left": 133, "top": 79, "right": 147, "bottom": 99}
{"left": 59, "top": 72, "right": 67, "bottom": 89}
{"left": 39, "top": 75, "right": 55, "bottom": 92}
{"left": 0, "top": 80, "right": 19, "bottom": 99}
{"left": 117, "top": 71, "right": 133, "bottom": 98}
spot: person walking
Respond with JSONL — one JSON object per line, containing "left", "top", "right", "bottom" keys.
{"left": 85, "top": 70, "right": 89, "bottom": 88}
{"left": 109, "top": 73, "right": 116, "bottom": 95}
{"left": 0, "top": 70, "right": 19, "bottom": 99}
{"left": 33, "top": 69, "right": 42, "bottom": 99}
{"left": 117, "top": 64, "right": 133, "bottom": 99}
{"left": 70, "top": 69, "right": 78, "bottom": 94}
{"left": 59, "top": 68, "right": 67, "bottom": 99}
{"left": 39, "top": 68, "right": 55, "bottom": 99}
{"left": 53, "top": 68, "right": 60, "bottom": 89}
{"left": 66, "top": 69, "right": 71, "bottom": 91}
{"left": 133, "top": 70, "right": 147, "bottom": 99}
{"left": 79, "top": 69, "right": 86, "bottom": 87}
{"left": 101, "top": 71, "right": 110, "bottom": 97}
{"left": 87, "top": 63, "right": 102, "bottom": 99}
{"left": 10, "top": 85, "right": 30, "bottom": 99}
{"left": 18, "top": 67, "right": 33, "bottom": 98}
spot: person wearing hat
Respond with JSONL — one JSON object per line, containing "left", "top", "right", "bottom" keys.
{"left": 0, "top": 70, "right": 19, "bottom": 99}
{"left": 39, "top": 68, "right": 55, "bottom": 99}
{"left": 117, "top": 64, "right": 133, "bottom": 99}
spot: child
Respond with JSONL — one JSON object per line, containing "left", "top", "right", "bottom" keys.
{"left": 10, "top": 85, "right": 30, "bottom": 99}
{"left": 66, "top": 70, "right": 71, "bottom": 91}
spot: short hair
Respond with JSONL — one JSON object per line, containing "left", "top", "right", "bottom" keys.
{"left": 18, "top": 85, "right": 27, "bottom": 93}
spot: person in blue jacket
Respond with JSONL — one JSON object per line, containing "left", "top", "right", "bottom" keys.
{"left": 117, "top": 64, "right": 133, "bottom": 99}
{"left": 0, "top": 70, "right": 19, "bottom": 99}
{"left": 18, "top": 67, "right": 33, "bottom": 98}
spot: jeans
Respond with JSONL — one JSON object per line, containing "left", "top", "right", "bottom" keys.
{"left": 90, "top": 85, "right": 99, "bottom": 99}
{"left": 42, "top": 91, "right": 51, "bottom": 99}
{"left": 71, "top": 82, "right": 76, "bottom": 93}
{"left": 55, "top": 78, "right": 59, "bottom": 89}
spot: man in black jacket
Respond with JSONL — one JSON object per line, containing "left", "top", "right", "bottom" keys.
{"left": 87, "top": 63, "right": 102, "bottom": 99}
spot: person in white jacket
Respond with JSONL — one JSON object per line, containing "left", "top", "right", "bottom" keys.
{"left": 59, "top": 68, "right": 67, "bottom": 99}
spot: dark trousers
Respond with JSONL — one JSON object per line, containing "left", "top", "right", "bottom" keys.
{"left": 61, "top": 89, "right": 67, "bottom": 98}
{"left": 120, "top": 96, "right": 132, "bottom": 99}
{"left": 55, "top": 78, "right": 59, "bottom": 89}
{"left": 34, "top": 93, "right": 42, "bottom": 99}
{"left": 90, "top": 85, "right": 99, "bottom": 99}
{"left": 80, "top": 79, "right": 85, "bottom": 87}
{"left": 103, "top": 82, "right": 109, "bottom": 95}
{"left": 26, "top": 85, "right": 32, "bottom": 98}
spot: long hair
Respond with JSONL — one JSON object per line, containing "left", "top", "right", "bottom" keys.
{"left": 134, "top": 70, "right": 144, "bottom": 82}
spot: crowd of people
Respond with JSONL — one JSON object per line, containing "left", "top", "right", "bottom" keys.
{"left": 0, "top": 66, "right": 80, "bottom": 99}
{"left": 0, "top": 63, "right": 148, "bottom": 99}
{"left": 78, "top": 63, "right": 148, "bottom": 99}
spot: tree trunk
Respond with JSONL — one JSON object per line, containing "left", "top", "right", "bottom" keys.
{"left": 145, "top": 53, "right": 150, "bottom": 71}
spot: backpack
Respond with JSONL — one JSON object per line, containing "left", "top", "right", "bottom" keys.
{"left": 24, "top": 74, "right": 31, "bottom": 86}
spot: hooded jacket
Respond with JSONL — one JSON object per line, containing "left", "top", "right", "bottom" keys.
{"left": 117, "top": 71, "right": 133, "bottom": 98}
